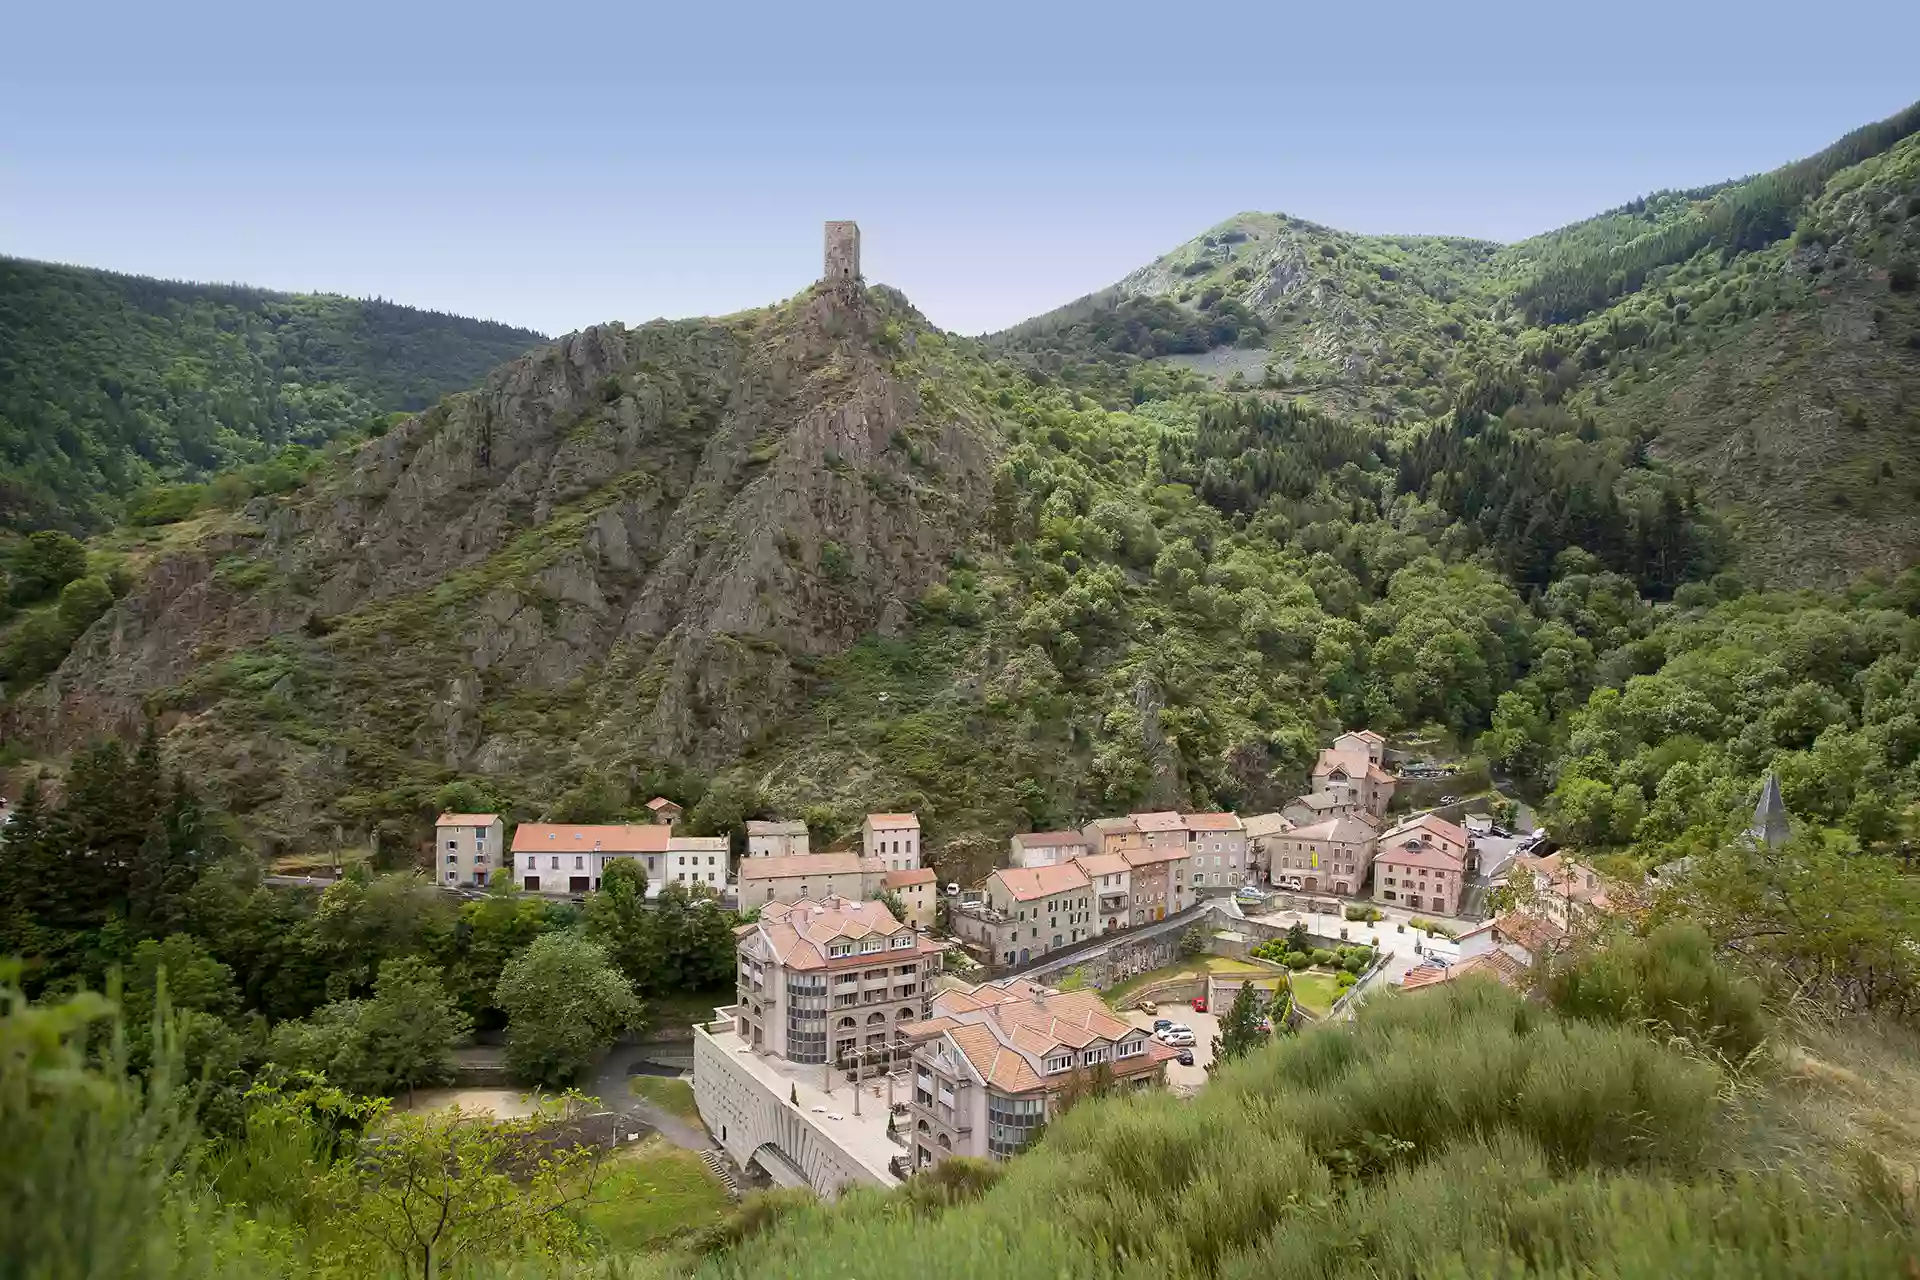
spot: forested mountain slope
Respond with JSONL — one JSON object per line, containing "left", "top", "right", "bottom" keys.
{"left": 996, "top": 101, "right": 1920, "bottom": 586}
{"left": 0, "top": 257, "right": 546, "bottom": 532}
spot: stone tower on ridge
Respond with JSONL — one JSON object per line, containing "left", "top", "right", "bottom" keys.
{"left": 823, "top": 221, "right": 861, "bottom": 285}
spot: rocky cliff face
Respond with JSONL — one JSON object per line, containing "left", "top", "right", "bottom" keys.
{"left": 22, "top": 285, "right": 1002, "bottom": 844}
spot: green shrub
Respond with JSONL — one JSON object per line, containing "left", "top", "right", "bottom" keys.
{"left": 1540, "top": 921, "right": 1767, "bottom": 1060}
{"left": 1310, "top": 949, "right": 1337, "bottom": 967}
{"left": 126, "top": 484, "right": 206, "bottom": 526}
{"left": 1284, "top": 951, "right": 1312, "bottom": 971}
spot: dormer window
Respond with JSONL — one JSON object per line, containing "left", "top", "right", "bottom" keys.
{"left": 1083, "top": 1046, "right": 1110, "bottom": 1065}
{"left": 828, "top": 942, "right": 852, "bottom": 958}
{"left": 1044, "top": 1053, "right": 1074, "bottom": 1074}
{"left": 861, "top": 938, "right": 882, "bottom": 953}
{"left": 1117, "top": 1037, "right": 1145, "bottom": 1057}
{"left": 890, "top": 934, "right": 912, "bottom": 949}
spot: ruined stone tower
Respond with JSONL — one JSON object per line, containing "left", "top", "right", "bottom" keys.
{"left": 823, "top": 221, "right": 861, "bottom": 284}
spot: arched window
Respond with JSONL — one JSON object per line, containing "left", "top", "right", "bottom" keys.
{"left": 837, "top": 1017, "right": 856, "bottom": 1030}
{"left": 866, "top": 1012, "right": 886, "bottom": 1025}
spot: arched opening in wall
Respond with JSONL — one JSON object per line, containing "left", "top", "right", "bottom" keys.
{"left": 866, "top": 1012, "right": 887, "bottom": 1025}
{"left": 936, "top": 1134, "right": 951, "bottom": 1150}
{"left": 916, "top": 1118, "right": 930, "bottom": 1134}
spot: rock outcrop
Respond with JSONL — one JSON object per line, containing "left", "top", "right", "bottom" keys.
{"left": 20, "top": 285, "right": 1002, "bottom": 842}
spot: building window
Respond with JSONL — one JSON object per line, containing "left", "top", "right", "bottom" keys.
{"left": 1117, "top": 1037, "right": 1145, "bottom": 1057}
{"left": 890, "top": 934, "right": 913, "bottom": 949}
{"left": 1082, "top": 1046, "right": 1110, "bottom": 1066}
{"left": 446, "top": 840, "right": 458, "bottom": 851}
{"left": 1044, "top": 1053, "right": 1073, "bottom": 1075}
{"left": 549, "top": 856, "right": 559, "bottom": 870}
{"left": 828, "top": 943, "right": 851, "bottom": 958}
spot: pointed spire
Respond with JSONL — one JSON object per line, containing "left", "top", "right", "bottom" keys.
{"left": 1749, "top": 772, "right": 1790, "bottom": 849}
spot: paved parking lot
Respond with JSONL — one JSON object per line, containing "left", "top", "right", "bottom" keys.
{"left": 1124, "top": 1007, "right": 1218, "bottom": 1094}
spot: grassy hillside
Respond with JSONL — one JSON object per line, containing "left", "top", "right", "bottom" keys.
{"left": 0, "top": 256, "right": 546, "bottom": 532}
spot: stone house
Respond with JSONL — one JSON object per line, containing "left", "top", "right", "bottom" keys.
{"left": 1182, "top": 812, "right": 1248, "bottom": 889}
{"left": 1371, "top": 816, "right": 1468, "bottom": 917}
{"left": 1456, "top": 910, "right": 1567, "bottom": 969}
{"left": 511, "top": 823, "right": 672, "bottom": 895}
{"left": 863, "top": 813, "right": 921, "bottom": 871}
{"left": 1129, "top": 811, "right": 1189, "bottom": 854}
{"left": 1282, "top": 790, "right": 1372, "bottom": 828}
{"left": 645, "top": 796, "right": 683, "bottom": 825}
{"left": 902, "top": 978, "right": 1173, "bottom": 1170}
{"left": 1311, "top": 730, "right": 1397, "bottom": 819}
{"left": 1240, "top": 812, "right": 1294, "bottom": 882}
{"left": 1268, "top": 815, "right": 1378, "bottom": 896}
{"left": 882, "top": 867, "right": 938, "bottom": 930}
{"left": 977, "top": 863, "right": 1095, "bottom": 967}
{"left": 1076, "top": 852, "right": 1132, "bottom": 932}
{"left": 1008, "top": 830, "right": 1088, "bottom": 868}
{"left": 1080, "top": 815, "right": 1144, "bottom": 857}
{"left": 666, "top": 835, "right": 730, "bottom": 892}
{"left": 738, "top": 852, "right": 883, "bottom": 913}
{"left": 745, "top": 819, "right": 811, "bottom": 859}
{"left": 434, "top": 812, "right": 504, "bottom": 888}
{"left": 1121, "top": 844, "right": 1190, "bottom": 922}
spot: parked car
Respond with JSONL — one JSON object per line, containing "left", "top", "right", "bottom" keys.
{"left": 1152, "top": 1018, "right": 1173, "bottom": 1033}
{"left": 1138, "top": 1000, "right": 1158, "bottom": 1015}
{"left": 1440, "top": 794, "right": 1459, "bottom": 805}
{"left": 1176, "top": 1048, "right": 1195, "bottom": 1067}
{"left": 1162, "top": 1030, "right": 1197, "bottom": 1048}
{"left": 1191, "top": 995, "right": 1208, "bottom": 1013}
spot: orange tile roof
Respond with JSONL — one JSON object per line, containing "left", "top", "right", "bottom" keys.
{"left": 1120, "top": 844, "right": 1189, "bottom": 868}
{"left": 435, "top": 813, "right": 500, "bottom": 827}
{"left": 1347, "top": 729, "right": 1386, "bottom": 744}
{"left": 743, "top": 896, "right": 934, "bottom": 970}
{"left": 1011, "top": 830, "right": 1087, "bottom": 848}
{"left": 992, "top": 862, "right": 1091, "bottom": 901}
{"left": 1129, "top": 811, "right": 1186, "bottom": 833}
{"left": 1073, "top": 852, "right": 1130, "bottom": 878}
{"left": 883, "top": 867, "right": 937, "bottom": 888}
{"left": 1183, "top": 812, "right": 1244, "bottom": 832}
{"left": 511, "top": 823, "right": 669, "bottom": 853}
{"left": 1402, "top": 950, "right": 1529, "bottom": 993}
{"left": 738, "top": 852, "right": 865, "bottom": 880}
{"left": 1365, "top": 765, "right": 1396, "bottom": 782}
{"left": 1494, "top": 912, "right": 1567, "bottom": 953}
{"left": 1284, "top": 816, "right": 1378, "bottom": 844}
{"left": 1241, "top": 812, "right": 1295, "bottom": 838}
{"left": 1384, "top": 813, "right": 1469, "bottom": 848}
{"left": 1374, "top": 841, "right": 1463, "bottom": 873}
{"left": 645, "top": 796, "right": 680, "bottom": 811}
{"left": 866, "top": 813, "right": 919, "bottom": 829}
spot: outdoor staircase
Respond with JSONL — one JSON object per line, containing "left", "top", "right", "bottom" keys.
{"left": 701, "top": 1148, "right": 741, "bottom": 1199}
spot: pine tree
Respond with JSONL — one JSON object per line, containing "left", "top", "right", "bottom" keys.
{"left": 1208, "top": 982, "right": 1269, "bottom": 1073}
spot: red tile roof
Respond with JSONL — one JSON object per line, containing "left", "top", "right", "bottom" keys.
{"left": 1283, "top": 815, "right": 1378, "bottom": 845}
{"left": 435, "top": 813, "right": 500, "bottom": 827}
{"left": 645, "top": 796, "right": 680, "bottom": 811}
{"left": 866, "top": 813, "right": 919, "bottom": 829}
{"left": 1182, "top": 812, "right": 1244, "bottom": 832}
{"left": 1383, "top": 813, "right": 1469, "bottom": 848}
{"left": 992, "top": 863, "right": 1092, "bottom": 901}
{"left": 883, "top": 867, "right": 937, "bottom": 888}
{"left": 1129, "top": 811, "right": 1186, "bottom": 833}
{"left": 738, "top": 852, "right": 865, "bottom": 880}
{"left": 1120, "top": 844, "right": 1190, "bottom": 868}
{"left": 1012, "top": 830, "right": 1087, "bottom": 848}
{"left": 1073, "top": 852, "right": 1130, "bottom": 878}
{"left": 511, "top": 823, "right": 669, "bottom": 853}
{"left": 1494, "top": 912, "right": 1567, "bottom": 954}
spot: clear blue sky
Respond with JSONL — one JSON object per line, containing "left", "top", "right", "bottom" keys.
{"left": 5, "top": 0, "right": 1916, "bottom": 337}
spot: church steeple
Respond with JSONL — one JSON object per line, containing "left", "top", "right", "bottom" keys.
{"left": 1748, "top": 772, "right": 1791, "bottom": 849}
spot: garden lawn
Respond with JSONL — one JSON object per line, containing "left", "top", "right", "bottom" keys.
{"left": 580, "top": 1137, "right": 731, "bottom": 1251}
{"left": 627, "top": 1075, "right": 701, "bottom": 1121}
{"left": 1100, "top": 957, "right": 1277, "bottom": 1008}
{"left": 1289, "top": 969, "right": 1344, "bottom": 1016}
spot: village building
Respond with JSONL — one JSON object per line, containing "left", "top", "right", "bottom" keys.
{"left": 1506, "top": 852, "right": 1613, "bottom": 926}
{"left": 511, "top": 823, "right": 674, "bottom": 895}
{"left": 645, "top": 796, "right": 683, "bottom": 825}
{"left": 434, "top": 812, "right": 504, "bottom": 887}
{"left": 738, "top": 852, "right": 884, "bottom": 913}
{"left": 666, "top": 834, "right": 730, "bottom": 892}
{"left": 971, "top": 863, "right": 1094, "bottom": 967}
{"left": 1371, "top": 816, "right": 1468, "bottom": 916}
{"left": 728, "top": 895, "right": 940, "bottom": 1064}
{"left": 1129, "top": 811, "right": 1190, "bottom": 854}
{"left": 1311, "top": 730, "right": 1397, "bottom": 819}
{"left": 900, "top": 978, "right": 1175, "bottom": 1169}
{"left": 863, "top": 813, "right": 922, "bottom": 871}
{"left": 1183, "top": 812, "right": 1249, "bottom": 889}
{"left": 1240, "top": 812, "right": 1294, "bottom": 882}
{"left": 1077, "top": 852, "right": 1132, "bottom": 932}
{"left": 1080, "top": 815, "right": 1146, "bottom": 857}
{"left": 1122, "top": 844, "right": 1190, "bottom": 922}
{"left": 881, "top": 867, "right": 938, "bottom": 930}
{"left": 1282, "top": 790, "right": 1373, "bottom": 828}
{"left": 1008, "top": 830, "right": 1088, "bottom": 868}
{"left": 1457, "top": 911, "right": 1568, "bottom": 968}
{"left": 1267, "top": 814, "right": 1377, "bottom": 896}
{"left": 745, "top": 819, "right": 811, "bottom": 859}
